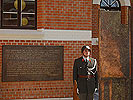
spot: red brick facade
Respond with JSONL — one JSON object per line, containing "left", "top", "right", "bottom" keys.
{"left": 92, "top": 4, "right": 99, "bottom": 38}
{"left": 0, "top": 0, "right": 93, "bottom": 99}
{"left": 92, "top": 4, "right": 100, "bottom": 62}
{"left": 37, "top": 0, "right": 92, "bottom": 30}
{"left": 0, "top": 0, "right": 131, "bottom": 99}
{"left": 0, "top": 40, "right": 91, "bottom": 99}
{"left": 121, "top": 6, "right": 129, "bottom": 24}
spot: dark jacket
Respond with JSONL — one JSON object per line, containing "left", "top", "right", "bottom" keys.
{"left": 73, "top": 56, "right": 98, "bottom": 94}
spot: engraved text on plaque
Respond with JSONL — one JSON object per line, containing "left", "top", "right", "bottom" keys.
{"left": 2, "top": 45, "right": 64, "bottom": 82}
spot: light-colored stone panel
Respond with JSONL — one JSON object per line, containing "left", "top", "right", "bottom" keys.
{"left": 0, "top": 29, "right": 92, "bottom": 41}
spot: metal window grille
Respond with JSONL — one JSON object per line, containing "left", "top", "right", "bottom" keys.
{"left": 100, "top": 0, "right": 121, "bottom": 11}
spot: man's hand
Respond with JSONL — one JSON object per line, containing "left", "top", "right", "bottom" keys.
{"left": 95, "top": 88, "right": 98, "bottom": 92}
{"left": 77, "top": 88, "right": 79, "bottom": 95}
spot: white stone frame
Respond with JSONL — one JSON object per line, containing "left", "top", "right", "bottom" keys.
{"left": 93, "top": 0, "right": 131, "bottom": 6}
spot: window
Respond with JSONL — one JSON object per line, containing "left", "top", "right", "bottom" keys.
{"left": 1, "top": 0, "right": 37, "bottom": 29}
{"left": 100, "top": 0, "right": 121, "bottom": 11}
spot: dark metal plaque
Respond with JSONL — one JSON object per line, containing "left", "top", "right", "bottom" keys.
{"left": 2, "top": 45, "right": 64, "bottom": 82}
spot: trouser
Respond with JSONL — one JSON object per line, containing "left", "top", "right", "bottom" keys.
{"left": 79, "top": 93, "right": 93, "bottom": 100}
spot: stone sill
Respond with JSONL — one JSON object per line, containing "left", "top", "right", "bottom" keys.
{"left": 0, "top": 29, "right": 92, "bottom": 41}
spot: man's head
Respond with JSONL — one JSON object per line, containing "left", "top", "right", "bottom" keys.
{"left": 81, "top": 46, "right": 91, "bottom": 58}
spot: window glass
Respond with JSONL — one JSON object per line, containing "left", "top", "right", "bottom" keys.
{"left": 100, "top": 0, "right": 121, "bottom": 11}
{"left": 21, "top": 0, "right": 35, "bottom": 27}
{"left": 1, "top": 0, "right": 36, "bottom": 29}
{"left": 2, "top": 0, "right": 18, "bottom": 26}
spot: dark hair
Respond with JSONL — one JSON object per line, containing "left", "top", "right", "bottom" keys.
{"left": 81, "top": 46, "right": 91, "bottom": 53}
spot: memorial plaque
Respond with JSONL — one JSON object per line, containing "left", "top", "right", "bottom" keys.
{"left": 99, "top": 10, "right": 131, "bottom": 100}
{"left": 99, "top": 11, "right": 129, "bottom": 78}
{"left": 2, "top": 45, "right": 64, "bottom": 82}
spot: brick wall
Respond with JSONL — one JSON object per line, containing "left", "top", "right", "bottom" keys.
{"left": 0, "top": 40, "right": 92, "bottom": 100}
{"left": 92, "top": 4, "right": 99, "bottom": 38}
{"left": 37, "top": 0, "right": 92, "bottom": 30}
{"left": 0, "top": 0, "right": 93, "bottom": 99}
{"left": 92, "top": 4, "right": 100, "bottom": 63}
{"left": 121, "top": 6, "right": 129, "bottom": 24}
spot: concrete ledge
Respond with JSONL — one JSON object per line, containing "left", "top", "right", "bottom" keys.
{"left": 0, "top": 29, "right": 92, "bottom": 41}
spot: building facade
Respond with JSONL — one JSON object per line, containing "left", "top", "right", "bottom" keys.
{"left": 0, "top": 0, "right": 132, "bottom": 100}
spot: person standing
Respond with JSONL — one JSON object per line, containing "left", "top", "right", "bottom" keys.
{"left": 73, "top": 46, "right": 98, "bottom": 100}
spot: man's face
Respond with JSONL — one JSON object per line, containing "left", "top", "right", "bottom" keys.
{"left": 83, "top": 48, "right": 90, "bottom": 57}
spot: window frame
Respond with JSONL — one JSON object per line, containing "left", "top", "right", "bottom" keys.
{"left": 1, "top": 0, "right": 37, "bottom": 30}
{"left": 100, "top": 0, "right": 121, "bottom": 11}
